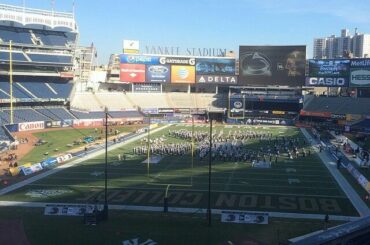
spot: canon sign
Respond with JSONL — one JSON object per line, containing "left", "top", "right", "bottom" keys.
{"left": 305, "top": 77, "right": 348, "bottom": 87}
{"left": 18, "top": 121, "right": 45, "bottom": 132}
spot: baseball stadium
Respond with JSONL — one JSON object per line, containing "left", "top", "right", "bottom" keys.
{"left": 1, "top": 2, "right": 370, "bottom": 245}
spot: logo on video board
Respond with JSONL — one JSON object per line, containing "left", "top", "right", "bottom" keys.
{"left": 350, "top": 59, "right": 370, "bottom": 87}
{"left": 120, "top": 64, "right": 146, "bottom": 83}
{"left": 239, "top": 46, "right": 306, "bottom": 86}
{"left": 171, "top": 65, "right": 195, "bottom": 83}
{"left": 146, "top": 65, "right": 170, "bottom": 83}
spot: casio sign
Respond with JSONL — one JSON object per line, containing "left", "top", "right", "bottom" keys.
{"left": 307, "top": 77, "right": 346, "bottom": 86}
{"left": 233, "top": 101, "right": 243, "bottom": 109}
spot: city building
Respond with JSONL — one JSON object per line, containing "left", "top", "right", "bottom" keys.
{"left": 313, "top": 29, "right": 370, "bottom": 58}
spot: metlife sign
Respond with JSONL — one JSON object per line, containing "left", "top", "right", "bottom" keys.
{"left": 196, "top": 75, "right": 237, "bottom": 85}
{"left": 350, "top": 58, "right": 370, "bottom": 87}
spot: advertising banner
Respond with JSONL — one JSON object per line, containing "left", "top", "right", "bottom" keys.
{"left": 45, "top": 121, "right": 62, "bottom": 128}
{"left": 221, "top": 211, "right": 268, "bottom": 224}
{"left": 123, "top": 40, "right": 140, "bottom": 54}
{"left": 56, "top": 154, "right": 73, "bottom": 164}
{"left": 141, "top": 108, "right": 159, "bottom": 114}
{"left": 73, "top": 119, "right": 103, "bottom": 127}
{"left": 44, "top": 204, "right": 94, "bottom": 216}
{"left": 146, "top": 65, "right": 170, "bottom": 83}
{"left": 195, "top": 58, "right": 235, "bottom": 75}
{"left": 159, "top": 56, "right": 195, "bottom": 66}
{"left": 350, "top": 58, "right": 370, "bottom": 87}
{"left": 171, "top": 65, "right": 195, "bottom": 83}
{"left": 239, "top": 45, "right": 306, "bottom": 86}
{"left": 308, "top": 59, "right": 350, "bottom": 77}
{"left": 120, "top": 54, "right": 160, "bottom": 65}
{"left": 196, "top": 75, "right": 237, "bottom": 85}
{"left": 300, "top": 110, "right": 331, "bottom": 118}
{"left": 158, "top": 108, "right": 174, "bottom": 113}
{"left": 331, "top": 114, "right": 347, "bottom": 120}
{"left": 306, "top": 59, "right": 350, "bottom": 87}
{"left": 133, "top": 83, "right": 161, "bottom": 93}
{"left": 18, "top": 121, "right": 45, "bottom": 132}
{"left": 119, "top": 64, "right": 146, "bottom": 83}
{"left": 40, "top": 157, "right": 58, "bottom": 168}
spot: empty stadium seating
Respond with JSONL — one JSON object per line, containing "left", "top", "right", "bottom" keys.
{"left": 71, "top": 92, "right": 135, "bottom": 111}
{"left": 0, "top": 51, "right": 28, "bottom": 62}
{"left": 126, "top": 93, "right": 170, "bottom": 109}
{"left": 108, "top": 110, "right": 143, "bottom": 118}
{"left": 70, "top": 110, "right": 106, "bottom": 119}
{"left": 0, "top": 26, "right": 33, "bottom": 45}
{"left": 27, "top": 53, "right": 72, "bottom": 64}
{"left": 35, "top": 107, "right": 76, "bottom": 120}
{"left": 0, "top": 108, "right": 50, "bottom": 124}
{"left": 0, "top": 77, "right": 73, "bottom": 100}
{"left": 303, "top": 96, "right": 370, "bottom": 115}
{"left": 0, "top": 26, "right": 76, "bottom": 47}
{"left": 0, "top": 126, "right": 10, "bottom": 142}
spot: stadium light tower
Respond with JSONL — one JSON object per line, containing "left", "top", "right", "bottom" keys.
{"left": 207, "top": 112, "right": 213, "bottom": 227}
{"left": 103, "top": 106, "right": 109, "bottom": 220}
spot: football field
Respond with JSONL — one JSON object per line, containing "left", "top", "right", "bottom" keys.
{"left": 0, "top": 124, "right": 358, "bottom": 216}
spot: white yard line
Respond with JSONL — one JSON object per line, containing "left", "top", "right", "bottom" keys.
{"left": 22, "top": 183, "right": 348, "bottom": 198}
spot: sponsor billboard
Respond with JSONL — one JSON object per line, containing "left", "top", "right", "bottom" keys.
{"left": 306, "top": 59, "right": 350, "bottom": 87}
{"left": 18, "top": 121, "right": 45, "bottom": 132}
{"left": 133, "top": 83, "right": 161, "bottom": 93}
{"left": 221, "top": 211, "right": 268, "bottom": 224}
{"left": 196, "top": 75, "right": 237, "bottom": 84}
{"left": 196, "top": 58, "right": 235, "bottom": 75}
{"left": 171, "top": 65, "right": 195, "bottom": 83}
{"left": 239, "top": 45, "right": 306, "bottom": 86}
{"left": 123, "top": 40, "right": 140, "bottom": 54}
{"left": 308, "top": 59, "right": 350, "bottom": 77}
{"left": 350, "top": 58, "right": 370, "bottom": 87}
{"left": 146, "top": 64, "right": 170, "bottom": 83}
{"left": 120, "top": 63, "right": 146, "bottom": 83}
{"left": 159, "top": 56, "right": 195, "bottom": 66}
{"left": 120, "top": 54, "right": 160, "bottom": 65}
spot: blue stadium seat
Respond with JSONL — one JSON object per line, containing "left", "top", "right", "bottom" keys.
{"left": 108, "top": 111, "right": 143, "bottom": 118}
{"left": 35, "top": 108, "right": 76, "bottom": 120}
{"left": 0, "top": 26, "right": 33, "bottom": 44}
{"left": 0, "top": 51, "right": 28, "bottom": 62}
{"left": 28, "top": 54, "right": 72, "bottom": 64}
{"left": 70, "top": 110, "right": 106, "bottom": 119}
{"left": 0, "top": 126, "right": 11, "bottom": 142}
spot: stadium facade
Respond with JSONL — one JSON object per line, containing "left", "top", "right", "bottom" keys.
{"left": 1, "top": 3, "right": 370, "bottom": 149}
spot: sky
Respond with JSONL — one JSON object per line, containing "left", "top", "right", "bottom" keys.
{"left": 2, "top": 0, "right": 370, "bottom": 64}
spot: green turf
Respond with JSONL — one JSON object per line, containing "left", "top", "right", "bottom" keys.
{"left": 19, "top": 124, "right": 145, "bottom": 164}
{"left": 0, "top": 207, "right": 345, "bottom": 245}
{"left": 1, "top": 124, "right": 358, "bottom": 216}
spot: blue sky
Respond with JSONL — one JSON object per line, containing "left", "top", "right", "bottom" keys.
{"left": 3, "top": 0, "right": 370, "bottom": 64}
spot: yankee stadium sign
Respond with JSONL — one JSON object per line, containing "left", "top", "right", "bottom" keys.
{"left": 144, "top": 46, "right": 228, "bottom": 57}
